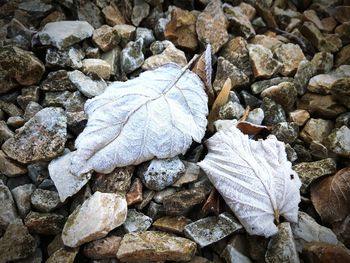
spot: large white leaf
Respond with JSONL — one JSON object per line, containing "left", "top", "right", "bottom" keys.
{"left": 71, "top": 63, "right": 208, "bottom": 176}
{"left": 198, "top": 120, "right": 301, "bottom": 237}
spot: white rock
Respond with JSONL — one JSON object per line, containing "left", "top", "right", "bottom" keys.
{"left": 48, "top": 150, "right": 91, "bottom": 202}
{"left": 68, "top": 70, "right": 107, "bottom": 98}
{"left": 62, "top": 191, "right": 127, "bottom": 247}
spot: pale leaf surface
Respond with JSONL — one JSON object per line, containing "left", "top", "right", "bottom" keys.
{"left": 198, "top": 120, "right": 301, "bottom": 237}
{"left": 71, "top": 64, "right": 208, "bottom": 175}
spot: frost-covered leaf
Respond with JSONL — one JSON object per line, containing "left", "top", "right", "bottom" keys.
{"left": 198, "top": 120, "right": 301, "bottom": 237}
{"left": 71, "top": 63, "right": 208, "bottom": 176}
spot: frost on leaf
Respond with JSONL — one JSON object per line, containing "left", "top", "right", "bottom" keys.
{"left": 71, "top": 63, "right": 208, "bottom": 176}
{"left": 198, "top": 120, "right": 301, "bottom": 237}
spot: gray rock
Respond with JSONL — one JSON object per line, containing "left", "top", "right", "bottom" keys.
{"left": 240, "top": 90, "right": 262, "bottom": 109}
{"left": 18, "top": 0, "right": 53, "bottom": 19}
{"left": 24, "top": 211, "right": 66, "bottom": 235}
{"left": 30, "top": 189, "right": 61, "bottom": 213}
{"left": 136, "top": 27, "right": 155, "bottom": 47}
{"left": 68, "top": 70, "right": 107, "bottom": 98}
{"left": 311, "top": 52, "right": 333, "bottom": 74}
{"left": 219, "top": 101, "right": 245, "bottom": 120}
{"left": 77, "top": 1, "right": 104, "bottom": 29}
{"left": 324, "top": 125, "right": 350, "bottom": 158}
{"left": 251, "top": 77, "right": 293, "bottom": 94}
{"left": 184, "top": 212, "right": 243, "bottom": 248}
{"left": 131, "top": 0, "right": 150, "bottom": 27}
{"left": 0, "top": 181, "right": 22, "bottom": 229}
{"left": 0, "top": 224, "right": 36, "bottom": 262}
{"left": 33, "top": 21, "right": 94, "bottom": 50}
{"left": 11, "top": 184, "right": 35, "bottom": 218}
{"left": 0, "top": 150, "right": 27, "bottom": 177}
{"left": 0, "top": 100, "right": 23, "bottom": 117}
{"left": 153, "top": 188, "right": 177, "bottom": 203}
{"left": 123, "top": 209, "right": 153, "bottom": 233}
{"left": 265, "top": 222, "right": 299, "bottom": 263}
{"left": 17, "top": 86, "right": 40, "bottom": 110}
{"left": 291, "top": 211, "right": 338, "bottom": 252}
{"left": 271, "top": 122, "right": 299, "bottom": 144}
{"left": 41, "top": 70, "right": 76, "bottom": 91}
{"left": 173, "top": 161, "right": 203, "bottom": 187}
{"left": 285, "top": 144, "right": 298, "bottom": 162}
{"left": 7, "top": 116, "right": 25, "bottom": 129}
{"left": 309, "top": 141, "right": 329, "bottom": 160}
{"left": 299, "top": 118, "right": 334, "bottom": 144}
{"left": 138, "top": 156, "right": 185, "bottom": 191}
{"left": 147, "top": 200, "right": 166, "bottom": 220}
{"left": 0, "top": 120, "right": 14, "bottom": 143}
{"left": 261, "top": 97, "right": 286, "bottom": 126}
{"left": 221, "top": 244, "right": 252, "bottom": 263}
{"left": 136, "top": 189, "right": 155, "bottom": 210}
{"left": 246, "top": 108, "right": 264, "bottom": 125}
{"left": 42, "top": 91, "right": 72, "bottom": 108}
{"left": 46, "top": 47, "right": 84, "bottom": 69}
{"left": 293, "top": 60, "right": 315, "bottom": 95}
{"left": 101, "top": 47, "right": 121, "bottom": 76}
{"left": 2, "top": 107, "right": 67, "bottom": 164}
{"left": 121, "top": 39, "right": 144, "bottom": 74}
{"left": 331, "top": 77, "right": 350, "bottom": 108}
{"left": 113, "top": 24, "right": 136, "bottom": 48}
{"left": 23, "top": 101, "right": 42, "bottom": 121}
{"left": 223, "top": 4, "right": 255, "bottom": 39}
{"left": 336, "top": 112, "right": 350, "bottom": 128}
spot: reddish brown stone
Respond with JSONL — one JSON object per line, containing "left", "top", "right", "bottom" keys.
{"left": 126, "top": 178, "right": 143, "bottom": 206}
{"left": 302, "top": 242, "right": 350, "bottom": 263}
{"left": 83, "top": 235, "right": 122, "bottom": 259}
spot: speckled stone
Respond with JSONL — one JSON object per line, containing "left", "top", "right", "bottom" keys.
{"left": 293, "top": 60, "right": 315, "bottom": 95}
{"left": 123, "top": 209, "right": 152, "bottom": 233}
{"left": 299, "top": 118, "right": 334, "bottom": 143}
{"left": 271, "top": 122, "right": 299, "bottom": 144}
{"left": 223, "top": 4, "right": 255, "bottom": 39}
{"left": 153, "top": 216, "right": 192, "bottom": 234}
{"left": 184, "top": 212, "right": 242, "bottom": 248}
{"left": 30, "top": 189, "right": 61, "bottom": 213}
{"left": 261, "top": 82, "right": 297, "bottom": 110}
{"left": 45, "top": 47, "right": 84, "bottom": 69}
{"left": 274, "top": 43, "right": 306, "bottom": 76}
{"left": 24, "top": 211, "right": 65, "bottom": 235}
{"left": 92, "top": 25, "right": 120, "bottom": 52}
{"left": 121, "top": 39, "right": 144, "bottom": 74}
{"left": 261, "top": 97, "right": 286, "bottom": 126}
{"left": 83, "top": 235, "right": 122, "bottom": 260}
{"left": 11, "top": 184, "right": 35, "bottom": 218}
{"left": 288, "top": 110, "right": 310, "bottom": 126}
{"left": 0, "top": 181, "right": 22, "bottom": 229}
{"left": 251, "top": 77, "right": 293, "bottom": 94}
{"left": 324, "top": 126, "right": 350, "bottom": 158}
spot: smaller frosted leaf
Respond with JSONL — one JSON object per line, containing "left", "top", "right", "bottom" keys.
{"left": 71, "top": 63, "right": 208, "bottom": 176}
{"left": 198, "top": 120, "right": 301, "bottom": 237}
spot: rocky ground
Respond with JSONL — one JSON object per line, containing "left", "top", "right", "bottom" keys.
{"left": 0, "top": 0, "right": 350, "bottom": 262}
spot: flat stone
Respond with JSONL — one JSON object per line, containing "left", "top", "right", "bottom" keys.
{"left": 45, "top": 47, "right": 84, "bottom": 69}
{"left": 113, "top": 24, "right": 136, "bottom": 47}
{"left": 0, "top": 224, "right": 36, "bottom": 262}
{"left": 248, "top": 44, "right": 282, "bottom": 79}
{"left": 116, "top": 231, "right": 197, "bottom": 262}
{"left": 261, "top": 82, "right": 297, "bottom": 110}
{"left": 184, "top": 212, "right": 242, "bottom": 248}
{"left": 30, "top": 188, "right": 61, "bottom": 212}
{"left": 17, "top": 86, "right": 40, "bottom": 109}
{"left": 83, "top": 235, "right": 122, "bottom": 260}
{"left": 136, "top": 189, "right": 155, "bottom": 210}
{"left": 219, "top": 36, "right": 252, "bottom": 78}
{"left": 324, "top": 126, "right": 350, "bottom": 158}
{"left": 126, "top": 178, "right": 143, "bottom": 206}
{"left": 0, "top": 150, "right": 27, "bottom": 177}
{"left": 308, "top": 74, "right": 342, "bottom": 95}
{"left": 48, "top": 150, "right": 91, "bottom": 202}
{"left": 68, "top": 70, "right": 107, "bottom": 98}
{"left": 303, "top": 9, "right": 324, "bottom": 31}
{"left": 142, "top": 41, "right": 187, "bottom": 70}
{"left": 24, "top": 211, "right": 65, "bottom": 235}
{"left": 271, "top": 122, "right": 299, "bottom": 144}
{"left": 223, "top": 4, "right": 255, "bottom": 39}
{"left": 331, "top": 77, "right": 350, "bottom": 108}
{"left": 265, "top": 222, "right": 299, "bottom": 263}
{"left": 102, "top": 4, "right": 126, "bottom": 26}
{"left": 221, "top": 244, "right": 252, "bottom": 263}
{"left": 292, "top": 158, "right": 337, "bottom": 190}
{"left": 135, "top": 27, "right": 155, "bottom": 48}
{"left": 291, "top": 211, "right": 337, "bottom": 253}
{"left": 301, "top": 242, "right": 350, "bottom": 263}
{"left": 40, "top": 70, "right": 76, "bottom": 92}
{"left": 121, "top": 39, "right": 144, "bottom": 74}
{"left": 92, "top": 25, "right": 120, "bottom": 52}
{"left": 246, "top": 108, "right": 264, "bottom": 125}
{"left": 299, "top": 118, "right": 333, "bottom": 143}
{"left": 2, "top": 107, "right": 67, "bottom": 163}
{"left": 251, "top": 77, "right": 293, "bottom": 95}
{"left": 335, "top": 44, "right": 350, "bottom": 67}
{"left": 91, "top": 166, "right": 134, "bottom": 194}
{"left": 261, "top": 97, "right": 286, "bottom": 126}
{"left": 164, "top": 7, "right": 198, "bottom": 51}
{"left": 131, "top": 0, "right": 150, "bottom": 27}
{"left": 62, "top": 191, "right": 127, "bottom": 247}
{"left": 153, "top": 216, "right": 192, "bottom": 234}
{"left": 123, "top": 209, "right": 152, "bottom": 233}
{"left": 0, "top": 46, "right": 45, "bottom": 93}
{"left": 173, "top": 161, "right": 203, "bottom": 187}
{"left": 82, "top": 59, "right": 111, "bottom": 80}
{"left": 250, "top": 34, "right": 282, "bottom": 51}
{"left": 288, "top": 109, "right": 310, "bottom": 126}
{"left": 138, "top": 156, "right": 185, "bottom": 191}
{"left": 311, "top": 52, "right": 333, "bottom": 75}
{"left": 0, "top": 181, "right": 21, "bottom": 229}
{"left": 8, "top": 116, "right": 31, "bottom": 128}
{"left": 213, "top": 57, "right": 249, "bottom": 94}
{"left": 163, "top": 188, "right": 207, "bottom": 216}
{"left": 274, "top": 43, "right": 306, "bottom": 76}
{"left": 196, "top": 0, "right": 229, "bottom": 54}
{"left": 46, "top": 247, "right": 78, "bottom": 263}
{"left": 11, "top": 184, "right": 35, "bottom": 218}
{"left": 219, "top": 101, "right": 245, "bottom": 120}
{"left": 33, "top": 21, "right": 94, "bottom": 50}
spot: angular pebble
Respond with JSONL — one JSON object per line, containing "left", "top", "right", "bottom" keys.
{"left": 11, "top": 184, "right": 35, "bottom": 218}
{"left": 24, "top": 211, "right": 65, "bottom": 235}
{"left": 0, "top": 181, "right": 22, "bottom": 229}
{"left": 153, "top": 216, "right": 192, "bottom": 234}
{"left": 30, "top": 189, "right": 61, "bottom": 212}
{"left": 68, "top": 70, "right": 107, "bottom": 98}
{"left": 123, "top": 209, "right": 152, "bottom": 233}
{"left": 324, "top": 125, "right": 350, "bottom": 157}
{"left": 83, "top": 235, "right": 122, "bottom": 260}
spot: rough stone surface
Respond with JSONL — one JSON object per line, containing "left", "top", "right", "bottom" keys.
{"left": 40, "top": 70, "right": 76, "bottom": 91}
{"left": 271, "top": 122, "right": 299, "bottom": 144}
{"left": 331, "top": 77, "right": 350, "bottom": 108}
{"left": 83, "top": 235, "right": 122, "bottom": 260}
{"left": 0, "top": 224, "right": 36, "bottom": 262}
{"left": 116, "top": 231, "right": 197, "bottom": 262}
{"left": 196, "top": 0, "right": 228, "bottom": 54}
{"left": 251, "top": 77, "right": 293, "bottom": 94}
{"left": 2, "top": 107, "right": 66, "bottom": 163}
{"left": 30, "top": 188, "right": 61, "bottom": 212}
{"left": 24, "top": 211, "right": 65, "bottom": 235}
{"left": 274, "top": 43, "right": 306, "bottom": 76}
{"left": 261, "top": 97, "right": 286, "bottom": 126}
{"left": 123, "top": 209, "right": 152, "bottom": 233}
{"left": 0, "top": 150, "right": 27, "bottom": 177}
{"left": 223, "top": 4, "right": 255, "bottom": 39}
{"left": 301, "top": 242, "right": 350, "bottom": 263}
{"left": 102, "top": 4, "right": 126, "bottom": 26}
{"left": 68, "top": 70, "right": 107, "bottom": 98}
{"left": 153, "top": 216, "right": 192, "bottom": 234}
{"left": 138, "top": 156, "right": 185, "bottom": 191}
{"left": 33, "top": 21, "right": 94, "bottom": 50}
{"left": 45, "top": 47, "right": 84, "bottom": 69}
{"left": 82, "top": 59, "right": 111, "bottom": 80}
{"left": 62, "top": 191, "right": 127, "bottom": 247}
{"left": 324, "top": 126, "right": 350, "bottom": 158}
{"left": 265, "top": 223, "right": 299, "bottom": 263}
{"left": 288, "top": 109, "right": 310, "bottom": 126}
{"left": 184, "top": 212, "right": 242, "bottom": 248}
{"left": 261, "top": 82, "right": 297, "bottom": 110}
{"left": 121, "top": 39, "right": 144, "bottom": 74}
{"left": 11, "top": 184, "right": 35, "bottom": 218}
{"left": 92, "top": 25, "right": 120, "bottom": 52}
{"left": 299, "top": 118, "right": 334, "bottom": 143}
{"left": 0, "top": 181, "right": 22, "bottom": 229}
{"left": 46, "top": 247, "right": 78, "bottom": 263}
{"left": 293, "top": 60, "right": 315, "bottom": 95}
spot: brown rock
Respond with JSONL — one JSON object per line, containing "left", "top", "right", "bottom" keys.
{"left": 261, "top": 82, "right": 297, "bottom": 110}
{"left": 196, "top": 0, "right": 229, "bottom": 53}
{"left": 331, "top": 77, "right": 350, "bottom": 108}
{"left": 301, "top": 242, "right": 350, "bottom": 263}
{"left": 102, "top": 4, "right": 126, "bottom": 26}
{"left": 303, "top": 10, "right": 324, "bottom": 31}
{"left": 308, "top": 74, "right": 341, "bottom": 95}
{"left": 299, "top": 118, "right": 333, "bottom": 143}
{"left": 223, "top": 4, "right": 255, "bottom": 39}
{"left": 46, "top": 247, "right": 78, "bottom": 263}
{"left": 321, "top": 17, "right": 337, "bottom": 33}
{"left": 297, "top": 93, "right": 346, "bottom": 119}
{"left": 250, "top": 34, "right": 282, "bottom": 51}
{"left": 0, "top": 150, "right": 27, "bottom": 177}
{"left": 335, "top": 22, "right": 350, "bottom": 46}
{"left": 116, "top": 231, "right": 197, "bottom": 262}
{"left": 289, "top": 109, "right": 310, "bottom": 126}
{"left": 81, "top": 59, "right": 111, "bottom": 80}
{"left": 323, "top": 126, "right": 350, "bottom": 158}
{"left": 0, "top": 121, "right": 14, "bottom": 143}
{"left": 274, "top": 43, "right": 306, "bottom": 76}
{"left": 24, "top": 211, "right": 65, "bottom": 235}
{"left": 153, "top": 216, "right": 192, "bottom": 234}
{"left": 238, "top": 2, "right": 256, "bottom": 21}
{"left": 126, "top": 178, "right": 143, "bottom": 206}
{"left": 333, "top": 6, "right": 350, "bottom": 23}
{"left": 248, "top": 44, "right": 282, "bottom": 79}
{"left": 335, "top": 44, "right": 350, "bottom": 67}
{"left": 83, "top": 235, "right": 122, "bottom": 259}
{"left": 164, "top": 7, "right": 198, "bottom": 51}
{"left": 92, "top": 25, "right": 120, "bottom": 52}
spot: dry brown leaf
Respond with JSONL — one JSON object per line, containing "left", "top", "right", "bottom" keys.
{"left": 236, "top": 121, "right": 269, "bottom": 136}
{"left": 192, "top": 44, "right": 214, "bottom": 105}
{"left": 207, "top": 78, "right": 231, "bottom": 132}
{"left": 311, "top": 167, "right": 350, "bottom": 225}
